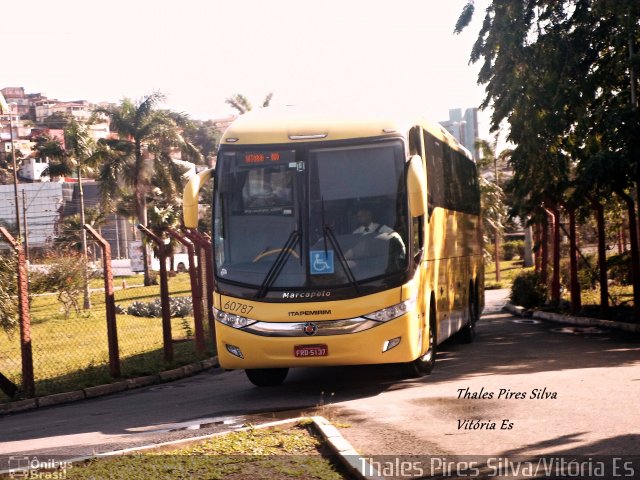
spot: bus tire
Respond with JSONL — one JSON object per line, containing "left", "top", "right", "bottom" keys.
{"left": 245, "top": 368, "right": 289, "bottom": 387}
{"left": 404, "top": 302, "right": 436, "bottom": 377}
{"left": 458, "top": 282, "right": 478, "bottom": 344}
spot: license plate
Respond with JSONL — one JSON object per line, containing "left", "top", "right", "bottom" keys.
{"left": 294, "top": 344, "right": 328, "bottom": 357}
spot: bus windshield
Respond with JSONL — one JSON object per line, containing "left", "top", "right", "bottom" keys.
{"left": 214, "top": 141, "right": 408, "bottom": 293}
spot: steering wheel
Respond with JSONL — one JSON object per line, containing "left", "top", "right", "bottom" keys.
{"left": 253, "top": 248, "right": 300, "bottom": 262}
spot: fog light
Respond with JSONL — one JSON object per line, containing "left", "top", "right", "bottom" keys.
{"left": 226, "top": 344, "right": 244, "bottom": 359}
{"left": 382, "top": 337, "right": 401, "bottom": 352}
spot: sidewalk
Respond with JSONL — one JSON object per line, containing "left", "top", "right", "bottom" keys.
{"left": 0, "top": 358, "right": 218, "bottom": 415}
{"left": 503, "top": 303, "right": 640, "bottom": 333}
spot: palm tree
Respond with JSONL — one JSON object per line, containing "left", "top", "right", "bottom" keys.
{"left": 476, "top": 138, "right": 512, "bottom": 282}
{"left": 95, "top": 92, "right": 202, "bottom": 285}
{"left": 55, "top": 207, "right": 108, "bottom": 252}
{"left": 65, "top": 118, "right": 103, "bottom": 308}
{"left": 34, "top": 134, "right": 68, "bottom": 179}
{"left": 41, "top": 121, "right": 103, "bottom": 308}
{"left": 225, "top": 92, "right": 274, "bottom": 115}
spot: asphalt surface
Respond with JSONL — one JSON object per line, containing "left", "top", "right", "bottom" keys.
{"left": 1, "top": 289, "right": 639, "bottom": 478}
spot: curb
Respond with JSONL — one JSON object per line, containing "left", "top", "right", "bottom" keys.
{"left": 504, "top": 303, "right": 640, "bottom": 333}
{"left": 4, "top": 416, "right": 382, "bottom": 480}
{"left": 311, "top": 416, "right": 383, "bottom": 480}
{"left": 0, "top": 356, "right": 219, "bottom": 416}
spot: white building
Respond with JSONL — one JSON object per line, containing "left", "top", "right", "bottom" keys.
{"left": 18, "top": 157, "right": 50, "bottom": 182}
{"left": 0, "top": 183, "right": 64, "bottom": 248}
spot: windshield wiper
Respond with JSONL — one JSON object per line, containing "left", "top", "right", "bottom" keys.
{"left": 256, "top": 229, "right": 301, "bottom": 299}
{"left": 322, "top": 224, "right": 361, "bottom": 294}
{"left": 320, "top": 198, "right": 360, "bottom": 294}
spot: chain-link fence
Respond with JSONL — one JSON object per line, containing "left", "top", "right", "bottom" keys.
{"left": 0, "top": 225, "right": 214, "bottom": 403}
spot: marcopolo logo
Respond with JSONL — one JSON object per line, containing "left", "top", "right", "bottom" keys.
{"left": 282, "top": 291, "right": 331, "bottom": 299}
{"left": 8, "top": 456, "right": 73, "bottom": 479}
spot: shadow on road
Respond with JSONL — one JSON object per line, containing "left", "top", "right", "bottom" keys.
{"left": 2, "top": 306, "right": 639, "bottom": 457}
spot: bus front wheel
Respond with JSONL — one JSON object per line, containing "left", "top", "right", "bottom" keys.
{"left": 404, "top": 309, "right": 436, "bottom": 377}
{"left": 245, "top": 368, "right": 289, "bottom": 387}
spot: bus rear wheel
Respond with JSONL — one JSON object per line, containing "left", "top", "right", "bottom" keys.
{"left": 457, "top": 283, "right": 478, "bottom": 344}
{"left": 245, "top": 368, "right": 289, "bottom": 387}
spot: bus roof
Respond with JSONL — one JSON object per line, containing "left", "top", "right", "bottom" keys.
{"left": 220, "top": 105, "right": 468, "bottom": 156}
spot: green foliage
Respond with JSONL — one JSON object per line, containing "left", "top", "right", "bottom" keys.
{"left": 126, "top": 297, "right": 194, "bottom": 339}
{"left": 510, "top": 271, "right": 547, "bottom": 309}
{"left": 96, "top": 92, "right": 203, "bottom": 286}
{"left": 559, "top": 255, "right": 598, "bottom": 291}
{"left": 55, "top": 207, "right": 108, "bottom": 251}
{"left": 30, "top": 253, "right": 90, "bottom": 318}
{"left": 126, "top": 297, "right": 193, "bottom": 318}
{"left": 502, "top": 240, "right": 525, "bottom": 261}
{"left": 607, "top": 252, "right": 632, "bottom": 286}
{"left": 0, "top": 251, "right": 19, "bottom": 336}
{"left": 225, "top": 92, "right": 274, "bottom": 114}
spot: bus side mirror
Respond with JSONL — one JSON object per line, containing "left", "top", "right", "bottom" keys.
{"left": 407, "top": 155, "right": 427, "bottom": 218}
{"left": 183, "top": 169, "right": 214, "bottom": 228}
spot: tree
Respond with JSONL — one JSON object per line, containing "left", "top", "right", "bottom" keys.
{"left": 35, "top": 133, "right": 68, "bottom": 179}
{"left": 457, "top": 0, "right": 640, "bottom": 317}
{"left": 183, "top": 120, "right": 221, "bottom": 165}
{"left": 41, "top": 119, "right": 104, "bottom": 308}
{"left": 476, "top": 138, "right": 511, "bottom": 281}
{"left": 95, "top": 92, "right": 202, "bottom": 285}
{"left": 225, "top": 92, "right": 274, "bottom": 115}
{"left": 42, "top": 112, "right": 73, "bottom": 130}
{"left": 55, "top": 207, "right": 108, "bottom": 252}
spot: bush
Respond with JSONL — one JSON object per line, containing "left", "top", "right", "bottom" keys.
{"left": 510, "top": 271, "right": 547, "bottom": 309}
{"left": 126, "top": 297, "right": 193, "bottom": 318}
{"left": 30, "top": 252, "right": 90, "bottom": 318}
{"left": 502, "top": 240, "right": 525, "bottom": 261}
{"left": 0, "top": 251, "right": 19, "bottom": 336}
{"left": 607, "top": 252, "right": 631, "bottom": 286}
{"left": 560, "top": 255, "right": 598, "bottom": 291}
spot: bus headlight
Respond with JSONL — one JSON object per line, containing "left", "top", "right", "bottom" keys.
{"left": 214, "top": 307, "right": 257, "bottom": 329}
{"left": 363, "top": 298, "right": 416, "bottom": 323}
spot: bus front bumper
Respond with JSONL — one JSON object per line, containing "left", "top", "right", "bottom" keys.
{"left": 215, "top": 313, "right": 424, "bottom": 370}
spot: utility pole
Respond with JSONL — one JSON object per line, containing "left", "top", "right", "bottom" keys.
{"left": 22, "top": 190, "right": 29, "bottom": 262}
{"left": 8, "top": 103, "right": 22, "bottom": 244}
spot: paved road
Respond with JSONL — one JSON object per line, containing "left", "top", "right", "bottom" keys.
{"left": 1, "top": 289, "right": 639, "bottom": 474}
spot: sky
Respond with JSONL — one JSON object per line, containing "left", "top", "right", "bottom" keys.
{"left": 4, "top": 0, "right": 491, "bottom": 136}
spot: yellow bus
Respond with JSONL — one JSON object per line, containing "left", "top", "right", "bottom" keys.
{"left": 183, "top": 106, "right": 483, "bottom": 386}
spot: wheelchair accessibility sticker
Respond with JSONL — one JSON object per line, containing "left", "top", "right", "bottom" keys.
{"left": 310, "top": 250, "right": 334, "bottom": 275}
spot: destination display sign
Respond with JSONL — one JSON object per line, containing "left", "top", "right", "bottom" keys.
{"left": 243, "top": 150, "right": 295, "bottom": 164}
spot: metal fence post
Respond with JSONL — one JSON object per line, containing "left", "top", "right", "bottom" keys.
{"left": 0, "top": 226, "right": 34, "bottom": 397}
{"left": 137, "top": 225, "right": 173, "bottom": 362}
{"left": 167, "top": 228, "right": 206, "bottom": 353}
{"left": 184, "top": 229, "right": 216, "bottom": 345}
{"left": 84, "top": 225, "right": 121, "bottom": 378}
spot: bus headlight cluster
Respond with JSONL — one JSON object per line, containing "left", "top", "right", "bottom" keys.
{"left": 214, "top": 307, "right": 257, "bottom": 329}
{"left": 363, "top": 298, "right": 416, "bottom": 323}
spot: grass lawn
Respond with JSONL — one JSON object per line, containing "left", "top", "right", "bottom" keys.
{"left": 488, "top": 257, "right": 637, "bottom": 322}
{"left": 485, "top": 259, "right": 531, "bottom": 290}
{"left": 0, "top": 273, "right": 212, "bottom": 402}
{"left": 16, "top": 422, "right": 348, "bottom": 480}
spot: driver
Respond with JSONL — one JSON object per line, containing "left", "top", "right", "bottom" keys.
{"left": 352, "top": 208, "right": 394, "bottom": 235}
{"left": 346, "top": 208, "right": 406, "bottom": 262}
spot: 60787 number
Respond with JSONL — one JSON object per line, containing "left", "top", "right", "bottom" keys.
{"left": 223, "top": 301, "right": 253, "bottom": 315}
